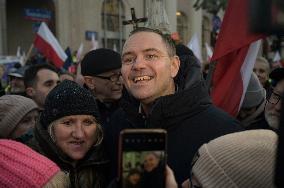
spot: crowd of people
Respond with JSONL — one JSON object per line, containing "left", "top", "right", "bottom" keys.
{"left": 0, "top": 27, "right": 283, "bottom": 188}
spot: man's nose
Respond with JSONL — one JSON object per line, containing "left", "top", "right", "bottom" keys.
{"left": 131, "top": 55, "right": 147, "bottom": 70}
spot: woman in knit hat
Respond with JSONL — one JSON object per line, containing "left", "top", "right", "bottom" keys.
{"left": 0, "top": 139, "right": 69, "bottom": 188}
{"left": 0, "top": 95, "right": 39, "bottom": 139}
{"left": 28, "top": 80, "right": 108, "bottom": 188}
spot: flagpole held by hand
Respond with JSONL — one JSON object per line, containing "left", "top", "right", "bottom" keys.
{"left": 23, "top": 43, "right": 34, "bottom": 65}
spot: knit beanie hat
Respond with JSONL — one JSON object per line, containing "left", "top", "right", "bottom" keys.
{"left": 192, "top": 130, "right": 277, "bottom": 188}
{"left": 0, "top": 95, "right": 38, "bottom": 138}
{"left": 0, "top": 139, "right": 60, "bottom": 187}
{"left": 242, "top": 73, "right": 266, "bottom": 109}
{"left": 81, "top": 48, "right": 121, "bottom": 76}
{"left": 41, "top": 80, "right": 100, "bottom": 128}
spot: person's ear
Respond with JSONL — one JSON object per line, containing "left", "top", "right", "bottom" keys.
{"left": 170, "top": 56, "right": 180, "bottom": 78}
{"left": 83, "top": 76, "right": 96, "bottom": 90}
{"left": 26, "top": 87, "right": 35, "bottom": 97}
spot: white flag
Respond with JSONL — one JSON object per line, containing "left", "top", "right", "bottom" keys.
{"left": 16, "top": 46, "right": 21, "bottom": 57}
{"left": 113, "top": 43, "right": 117, "bottom": 52}
{"left": 76, "top": 43, "right": 84, "bottom": 62}
{"left": 273, "top": 51, "right": 281, "bottom": 62}
{"left": 187, "top": 33, "right": 202, "bottom": 63}
{"left": 91, "top": 34, "right": 98, "bottom": 50}
{"left": 205, "top": 43, "right": 213, "bottom": 60}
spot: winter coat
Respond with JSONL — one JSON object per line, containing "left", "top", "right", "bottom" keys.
{"left": 240, "top": 100, "right": 272, "bottom": 130}
{"left": 105, "top": 80, "right": 243, "bottom": 185}
{"left": 96, "top": 99, "right": 120, "bottom": 128}
{"left": 28, "top": 120, "right": 109, "bottom": 188}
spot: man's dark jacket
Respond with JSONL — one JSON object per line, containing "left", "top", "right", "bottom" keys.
{"left": 105, "top": 80, "right": 243, "bottom": 185}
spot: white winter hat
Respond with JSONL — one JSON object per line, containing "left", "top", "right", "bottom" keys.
{"left": 192, "top": 130, "right": 277, "bottom": 188}
{"left": 242, "top": 73, "right": 266, "bottom": 109}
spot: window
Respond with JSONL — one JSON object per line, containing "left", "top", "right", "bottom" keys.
{"left": 177, "top": 11, "right": 188, "bottom": 44}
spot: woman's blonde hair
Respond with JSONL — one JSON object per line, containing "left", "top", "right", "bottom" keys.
{"left": 43, "top": 171, "right": 70, "bottom": 188}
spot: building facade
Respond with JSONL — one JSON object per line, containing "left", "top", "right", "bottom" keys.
{"left": 0, "top": 0, "right": 213, "bottom": 60}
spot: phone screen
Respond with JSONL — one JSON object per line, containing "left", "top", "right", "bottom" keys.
{"left": 119, "top": 129, "right": 167, "bottom": 188}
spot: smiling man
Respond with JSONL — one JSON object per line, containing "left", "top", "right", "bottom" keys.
{"left": 106, "top": 27, "right": 243, "bottom": 185}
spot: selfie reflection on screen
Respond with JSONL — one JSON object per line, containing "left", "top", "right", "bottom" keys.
{"left": 122, "top": 151, "right": 165, "bottom": 188}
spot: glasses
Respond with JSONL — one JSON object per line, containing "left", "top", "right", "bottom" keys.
{"left": 268, "top": 90, "right": 283, "bottom": 105}
{"left": 95, "top": 73, "right": 122, "bottom": 82}
{"left": 122, "top": 53, "right": 170, "bottom": 65}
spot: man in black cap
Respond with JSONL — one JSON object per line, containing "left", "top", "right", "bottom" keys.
{"left": 263, "top": 68, "right": 284, "bottom": 131}
{"left": 81, "top": 48, "right": 123, "bottom": 127}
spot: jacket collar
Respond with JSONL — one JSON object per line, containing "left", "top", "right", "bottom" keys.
{"left": 121, "top": 80, "right": 212, "bottom": 129}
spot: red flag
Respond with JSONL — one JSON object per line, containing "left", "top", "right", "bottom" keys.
{"left": 34, "top": 22, "right": 67, "bottom": 68}
{"left": 210, "top": 0, "right": 264, "bottom": 116}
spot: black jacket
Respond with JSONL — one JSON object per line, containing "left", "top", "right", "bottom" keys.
{"left": 97, "top": 99, "right": 120, "bottom": 128}
{"left": 105, "top": 80, "right": 243, "bottom": 185}
{"left": 28, "top": 120, "right": 109, "bottom": 188}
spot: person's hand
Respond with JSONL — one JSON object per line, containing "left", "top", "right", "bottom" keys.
{"left": 182, "top": 179, "right": 190, "bottom": 188}
{"left": 165, "top": 165, "right": 178, "bottom": 188}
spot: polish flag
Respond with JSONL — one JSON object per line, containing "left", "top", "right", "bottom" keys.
{"left": 34, "top": 22, "right": 67, "bottom": 68}
{"left": 210, "top": 0, "right": 265, "bottom": 116}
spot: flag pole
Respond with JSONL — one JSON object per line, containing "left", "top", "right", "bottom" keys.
{"left": 23, "top": 43, "right": 34, "bottom": 65}
{"left": 205, "top": 61, "right": 217, "bottom": 94}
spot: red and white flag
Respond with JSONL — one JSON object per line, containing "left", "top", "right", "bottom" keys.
{"left": 210, "top": 0, "right": 265, "bottom": 116}
{"left": 34, "top": 22, "right": 67, "bottom": 68}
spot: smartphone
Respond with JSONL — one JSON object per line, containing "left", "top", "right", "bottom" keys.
{"left": 118, "top": 129, "right": 167, "bottom": 188}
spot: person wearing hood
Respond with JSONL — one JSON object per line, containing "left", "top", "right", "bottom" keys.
{"left": 237, "top": 73, "right": 268, "bottom": 129}
{"left": 28, "top": 80, "right": 109, "bottom": 188}
{"left": 105, "top": 27, "right": 243, "bottom": 185}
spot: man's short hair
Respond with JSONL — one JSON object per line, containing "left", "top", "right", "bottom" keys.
{"left": 129, "top": 27, "right": 176, "bottom": 57}
{"left": 24, "top": 63, "right": 57, "bottom": 88}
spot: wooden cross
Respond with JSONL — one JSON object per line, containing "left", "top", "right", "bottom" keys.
{"left": 123, "top": 8, "right": 148, "bottom": 30}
